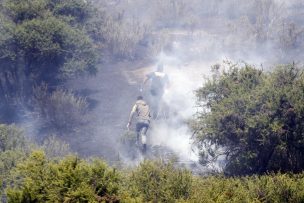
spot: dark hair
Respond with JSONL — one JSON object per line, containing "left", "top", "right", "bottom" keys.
{"left": 137, "top": 96, "right": 143, "bottom": 100}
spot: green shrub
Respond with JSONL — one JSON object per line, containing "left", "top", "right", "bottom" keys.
{"left": 0, "top": 124, "right": 30, "bottom": 200}
{"left": 33, "top": 85, "right": 89, "bottom": 134}
{"left": 101, "top": 15, "right": 149, "bottom": 59}
{"left": 0, "top": 0, "right": 99, "bottom": 116}
{"left": 4, "top": 149, "right": 304, "bottom": 202}
{"left": 4, "top": 0, "right": 48, "bottom": 23}
{"left": 0, "top": 124, "right": 27, "bottom": 152}
{"left": 129, "top": 160, "right": 192, "bottom": 202}
{"left": 42, "top": 135, "right": 71, "bottom": 158}
{"left": 189, "top": 173, "right": 304, "bottom": 203}
{"left": 52, "top": 0, "right": 93, "bottom": 23}
{"left": 195, "top": 63, "right": 304, "bottom": 175}
{"left": 7, "top": 150, "right": 120, "bottom": 202}
{"left": 0, "top": 124, "right": 29, "bottom": 179}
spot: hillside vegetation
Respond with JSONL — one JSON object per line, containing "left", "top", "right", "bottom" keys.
{"left": 1, "top": 0, "right": 304, "bottom": 202}
{"left": 1, "top": 63, "right": 304, "bottom": 202}
{"left": 1, "top": 124, "right": 304, "bottom": 202}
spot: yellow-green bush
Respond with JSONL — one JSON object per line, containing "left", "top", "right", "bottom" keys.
{"left": 0, "top": 124, "right": 29, "bottom": 179}
{"left": 189, "top": 173, "right": 304, "bottom": 203}
{"left": 128, "top": 160, "right": 192, "bottom": 202}
{"left": 4, "top": 149, "right": 304, "bottom": 202}
{"left": 7, "top": 151, "right": 120, "bottom": 203}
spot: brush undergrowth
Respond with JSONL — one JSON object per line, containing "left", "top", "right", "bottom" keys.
{"left": 4, "top": 150, "right": 304, "bottom": 202}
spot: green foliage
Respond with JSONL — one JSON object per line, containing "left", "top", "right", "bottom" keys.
{"left": 101, "top": 15, "right": 149, "bottom": 59}
{"left": 7, "top": 150, "right": 120, "bottom": 202}
{"left": 0, "top": 124, "right": 26, "bottom": 152}
{"left": 194, "top": 62, "right": 304, "bottom": 175}
{"left": 4, "top": 0, "right": 48, "bottom": 23}
{"left": 189, "top": 173, "right": 304, "bottom": 203}
{"left": 51, "top": 0, "right": 93, "bottom": 23}
{"left": 3, "top": 147, "right": 304, "bottom": 202}
{"left": 128, "top": 160, "right": 192, "bottom": 202}
{"left": 42, "top": 135, "right": 71, "bottom": 158}
{"left": 14, "top": 15, "right": 97, "bottom": 79}
{"left": 33, "top": 85, "right": 89, "bottom": 134}
{"left": 0, "top": 124, "right": 30, "bottom": 200}
{"left": 0, "top": 124, "right": 28, "bottom": 179}
{"left": 0, "top": 0, "right": 99, "bottom": 109}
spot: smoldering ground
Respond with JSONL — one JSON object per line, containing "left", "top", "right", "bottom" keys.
{"left": 14, "top": 0, "right": 304, "bottom": 170}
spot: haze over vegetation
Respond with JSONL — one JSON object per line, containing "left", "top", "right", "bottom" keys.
{"left": 1, "top": 0, "right": 304, "bottom": 202}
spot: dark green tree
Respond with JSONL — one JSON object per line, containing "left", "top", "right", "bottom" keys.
{"left": 194, "top": 63, "right": 304, "bottom": 175}
{"left": 0, "top": 0, "right": 99, "bottom": 119}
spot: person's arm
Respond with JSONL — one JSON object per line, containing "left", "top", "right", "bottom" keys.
{"left": 127, "top": 104, "right": 137, "bottom": 130}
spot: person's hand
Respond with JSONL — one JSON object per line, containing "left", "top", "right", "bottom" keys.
{"left": 127, "top": 122, "right": 131, "bottom": 130}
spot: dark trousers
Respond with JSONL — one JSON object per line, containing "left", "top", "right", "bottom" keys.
{"left": 136, "top": 121, "right": 149, "bottom": 145}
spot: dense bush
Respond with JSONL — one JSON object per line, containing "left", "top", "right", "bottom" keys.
{"left": 0, "top": 124, "right": 29, "bottom": 180}
{"left": 34, "top": 85, "right": 89, "bottom": 134}
{"left": 7, "top": 150, "right": 120, "bottom": 203}
{"left": 0, "top": 124, "right": 30, "bottom": 200}
{"left": 0, "top": 0, "right": 99, "bottom": 124}
{"left": 127, "top": 160, "right": 192, "bottom": 202}
{"left": 194, "top": 63, "right": 304, "bottom": 175}
{"left": 42, "top": 135, "right": 71, "bottom": 158}
{"left": 4, "top": 150, "right": 304, "bottom": 202}
{"left": 100, "top": 14, "right": 149, "bottom": 59}
{"left": 0, "top": 123, "right": 302, "bottom": 203}
{"left": 189, "top": 173, "right": 304, "bottom": 202}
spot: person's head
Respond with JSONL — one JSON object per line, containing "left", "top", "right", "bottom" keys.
{"left": 156, "top": 63, "right": 164, "bottom": 72}
{"left": 137, "top": 95, "right": 143, "bottom": 100}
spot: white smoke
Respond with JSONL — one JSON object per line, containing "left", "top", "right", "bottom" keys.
{"left": 65, "top": 0, "right": 304, "bottom": 168}
{"left": 145, "top": 52, "right": 215, "bottom": 163}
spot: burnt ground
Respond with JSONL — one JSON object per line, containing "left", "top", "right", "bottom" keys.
{"left": 67, "top": 60, "right": 153, "bottom": 161}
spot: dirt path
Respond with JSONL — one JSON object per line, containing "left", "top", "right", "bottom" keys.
{"left": 67, "top": 60, "right": 152, "bottom": 160}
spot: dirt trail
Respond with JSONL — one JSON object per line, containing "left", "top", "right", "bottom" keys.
{"left": 67, "top": 60, "right": 152, "bottom": 160}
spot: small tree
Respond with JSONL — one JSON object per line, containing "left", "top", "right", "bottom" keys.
{"left": 194, "top": 62, "right": 304, "bottom": 175}
{"left": 0, "top": 0, "right": 99, "bottom": 121}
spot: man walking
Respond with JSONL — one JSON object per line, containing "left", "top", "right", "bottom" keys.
{"left": 127, "top": 96, "right": 151, "bottom": 153}
{"left": 142, "top": 63, "right": 169, "bottom": 119}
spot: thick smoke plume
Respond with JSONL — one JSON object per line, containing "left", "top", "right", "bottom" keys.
{"left": 73, "top": 0, "right": 304, "bottom": 165}
{"left": 15, "top": 0, "right": 304, "bottom": 170}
